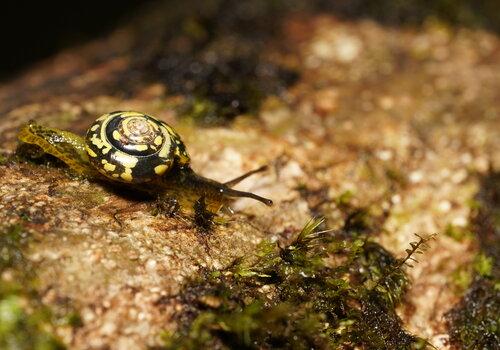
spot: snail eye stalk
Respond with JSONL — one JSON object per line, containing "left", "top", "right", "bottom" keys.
{"left": 221, "top": 186, "right": 273, "bottom": 206}
{"left": 224, "top": 165, "right": 269, "bottom": 187}
{"left": 221, "top": 166, "right": 273, "bottom": 206}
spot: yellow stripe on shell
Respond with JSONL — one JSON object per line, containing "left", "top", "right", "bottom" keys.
{"left": 163, "top": 125, "right": 190, "bottom": 164}
{"left": 154, "top": 136, "right": 163, "bottom": 146}
{"left": 120, "top": 168, "right": 133, "bottom": 182}
{"left": 102, "top": 160, "right": 117, "bottom": 172}
{"left": 154, "top": 164, "right": 169, "bottom": 175}
{"left": 164, "top": 125, "right": 178, "bottom": 138}
{"left": 112, "top": 130, "right": 122, "bottom": 141}
{"left": 150, "top": 122, "right": 159, "bottom": 131}
{"left": 96, "top": 114, "right": 110, "bottom": 122}
{"left": 121, "top": 111, "right": 143, "bottom": 118}
{"left": 90, "top": 134, "right": 107, "bottom": 149}
{"left": 158, "top": 126, "right": 172, "bottom": 158}
{"left": 113, "top": 151, "right": 139, "bottom": 168}
{"left": 104, "top": 163, "right": 116, "bottom": 172}
{"left": 175, "top": 149, "right": 190, "bottom": 164}
{"left": 90, "top": 133, "right": 112, "bottom": 155}
{"left": 96, "top": 116, "right": 115, "bottom": 155}
{"left": 133, "top": 144, "right": 148, "bottom": 152}
{"left": 86, "top": 146, "right": 98, "bottom": 158}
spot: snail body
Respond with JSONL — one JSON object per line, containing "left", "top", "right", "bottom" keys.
{"left": 18, "top": 111, "right": 272, "bottom": 212}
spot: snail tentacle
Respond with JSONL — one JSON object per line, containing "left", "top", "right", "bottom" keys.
{"left": 224, "top": 165, "right": 269, "bottom": 187}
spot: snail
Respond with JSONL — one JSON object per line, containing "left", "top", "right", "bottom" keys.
{"left": 18, "top": 111, "right": 273, "bottom": 213}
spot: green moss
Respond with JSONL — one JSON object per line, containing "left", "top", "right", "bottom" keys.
{"left": 163, "top": 54, "right": 297, "bottom": 125}
{"left": 445, "top": 279, "right": 499, "bottom": 349}
{"left": 450, "top": 266, "right": 473, "bottom": 294}
{"left": 179, "top": 98, "right": 220, "bottom": 125}
{"left": 335, "top": 190, "right": 355, "bottom": 207}
{"left": 62, "top": 311, "right": 83, "bottom": 328}
{"left": 163, "top": 218, "right": 434, "bottom": 349}
{"left": 0, "top": 224, "right": 73, "bottom": 349}
{"left": 444, "top": 223, "right": 472, "bottom": 242}
{"left": 0, "top": 294, "right": 64, "bottom": 350}
{"left": 0, "top": 153, "right": 7, "bottom": 166}
{"left": 473, "top": 253, "right": 493, "bottom": 278}
{"left": 446, "top": 171, "right": 499, "bottom": 348}
{"left": 0, "top": 224, "right": 27, "bottom": 272}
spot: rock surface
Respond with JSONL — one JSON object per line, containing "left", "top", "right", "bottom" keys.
{"left": 0, "top": 1, "right": 498, "bottom": 349}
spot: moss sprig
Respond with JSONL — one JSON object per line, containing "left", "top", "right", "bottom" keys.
{"left": 164, "top": 218, "right": 435, "bottom": 349}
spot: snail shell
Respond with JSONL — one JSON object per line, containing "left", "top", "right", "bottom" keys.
{"left": 85, "top": 111, "right": 190, "bottom": 183}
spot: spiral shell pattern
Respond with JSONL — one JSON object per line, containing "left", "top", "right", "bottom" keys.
{"left": 85, "top": 111, "right": 190, "bottom": 183}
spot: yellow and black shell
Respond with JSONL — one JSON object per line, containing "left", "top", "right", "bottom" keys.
{"left": 85, "top": 111, "right": 190, "bottom": 183}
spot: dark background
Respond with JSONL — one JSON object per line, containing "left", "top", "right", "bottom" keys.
{"left": 0, "top": 0, "right": 498, "bottom": 81}
{"left": 0, "top": 1, "right": 155, "bottom": 80}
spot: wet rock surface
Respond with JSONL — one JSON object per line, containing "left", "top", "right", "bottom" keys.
{"left": 0, "top": 1, "right": 499, "bottom": 349}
